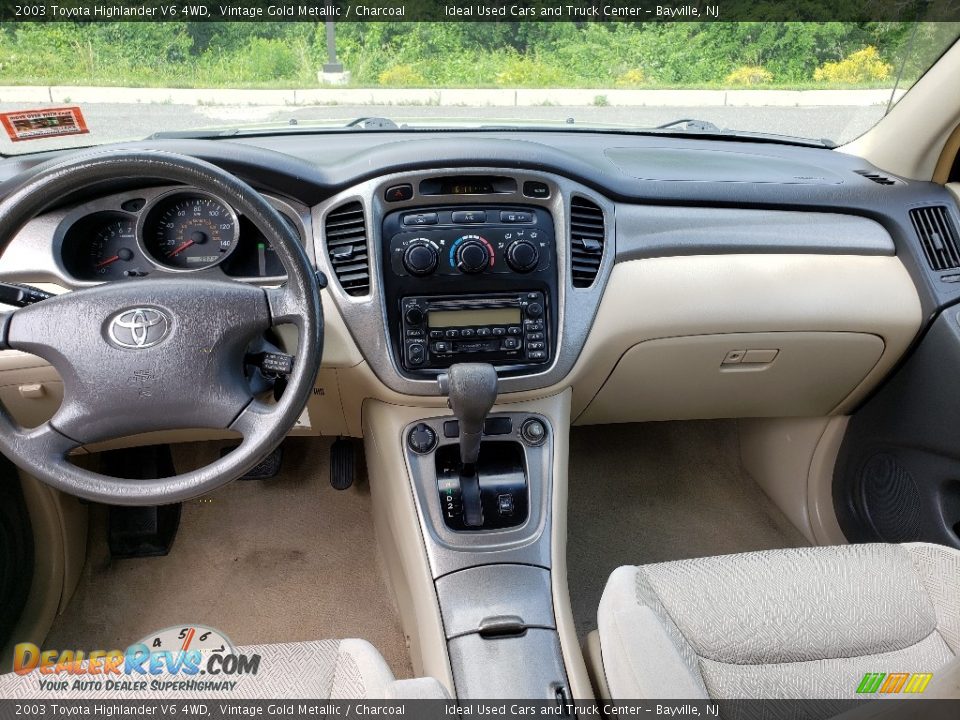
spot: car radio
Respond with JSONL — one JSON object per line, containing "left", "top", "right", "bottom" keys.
{"left": 381, "top": 205, "right": 557, "bottom": 375}
{"left": 400, "top": 292, "right": 548, "bottom": 370}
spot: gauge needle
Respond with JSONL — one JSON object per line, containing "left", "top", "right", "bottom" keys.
{"left": 96, "top": 255, "right": 120, "bottom": 269}
{"left": 167, "top": 240, "right": 195, "bottom": 258}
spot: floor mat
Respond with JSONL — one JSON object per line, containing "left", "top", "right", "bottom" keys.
{"left": 44, "top": 437, "right": 413, "bottom": 679}
{"left": 566, "top": 420, "right": 810, "bottom": 639}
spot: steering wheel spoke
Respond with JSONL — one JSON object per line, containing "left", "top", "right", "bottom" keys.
{"left": 4, "top": 418, "right": 80, "bottom": 463}
{"left": 265, "top": 285, "right": 303, "bottom": 325}
{"left": 230, "top": 398, "right": 281, "bottom": 441}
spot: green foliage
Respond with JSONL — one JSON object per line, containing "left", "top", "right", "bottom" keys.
{"left": 0, "top": 20, "right": 951, "bottom": 89}
{"left": 725, "top": 66, "right": 774, "bottom": 85}
{"left": 378, "top": 64, "right": 427, "bottom": 87}
{"left": 494, "top": 54, "right": 566, "bottom": 87}
{"left": 813, "top": 46, "right": 892, "bottom": 83}
{"left": 615, "top": 69, "right": 646, "bottom": 87}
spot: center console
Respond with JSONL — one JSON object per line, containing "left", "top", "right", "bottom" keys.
{"left": 382, "top": 205, "right": 558, "bottom": 377}
{"left": 394, "top": 360, "right": 572, "bottom": 701}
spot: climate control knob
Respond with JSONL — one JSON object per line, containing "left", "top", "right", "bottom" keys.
{"left": 505, "top": 240, "right": 539, "bottom": 273}
{"left": 455, "top": 240, "right": 490, "bottom": 274}
{"left": 403, "top": 242, "right": 439, "bottom": 276}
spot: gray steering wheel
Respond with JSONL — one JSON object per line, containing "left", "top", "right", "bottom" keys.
{"left": 0, "top": 150, "right": 323, "bottom": 505}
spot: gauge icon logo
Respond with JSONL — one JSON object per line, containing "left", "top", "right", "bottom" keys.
{"left": 108, "top": 307, "right": 171, "bottom": 349}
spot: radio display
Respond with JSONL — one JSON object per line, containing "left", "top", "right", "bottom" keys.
{"left": 429, "top": 308, "right": 521, "bottom": 328}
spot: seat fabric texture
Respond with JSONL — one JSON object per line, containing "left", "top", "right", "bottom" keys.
{"left": 597, "top": 543, "right": 960, "bottom": 700}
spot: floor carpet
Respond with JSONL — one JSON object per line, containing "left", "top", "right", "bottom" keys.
{"left": 44, "top": 437, "right": 413, "bottom": 679}
{"left": 566, "top": 420, "right": 810, "bottom": 639}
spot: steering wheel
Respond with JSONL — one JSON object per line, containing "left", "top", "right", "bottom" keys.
{"left": 0, "top": 150, "right": 323, "bottom": 505}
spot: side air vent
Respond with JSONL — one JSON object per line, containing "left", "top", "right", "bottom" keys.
{"left": 570, "top": 196, "right": 605, "bottom": 288}
{"left": 855, "top": 169, "right": 901, "bottom": 186}
{"left": 324, "top": 201, "right": 370, "bottom": 296}
{"left": 909, "top": 206, "right": 960, "bottom": 271}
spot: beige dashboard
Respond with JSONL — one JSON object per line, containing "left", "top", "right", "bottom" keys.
{"left": 0, "top": 250, "right": 921, "bottom": 445}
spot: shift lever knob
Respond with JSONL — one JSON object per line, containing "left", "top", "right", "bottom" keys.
{"left": 438, "top": 363, "right": 498, "bottom": 466}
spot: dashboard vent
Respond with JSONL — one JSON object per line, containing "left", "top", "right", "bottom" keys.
{"left": 570, "top": 197, "right": 605, "bottom": 288}
{"left": 324, "top": 201, "right": 370, "bottom": 296}
{"left": 910, "top": 206, "right": 960, "bottom": 271}
{"left": 855, "top": 169, "right": 900, "bottom": 186}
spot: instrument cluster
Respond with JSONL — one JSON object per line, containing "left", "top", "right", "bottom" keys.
{"left": 60, "top": 190, "right": 295, "bottom": 281}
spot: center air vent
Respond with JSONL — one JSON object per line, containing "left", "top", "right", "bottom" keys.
{"left": 855, "top": 169, "right": 901, "bottom": 186}
{"left": 569, "top": 197, "right": 605, "bottom": 288}
{"left": 909, "top": 206, "right": 960, "bottom": 272}
{"left": 324, "top": 201, "right": 370, "bottom": 296}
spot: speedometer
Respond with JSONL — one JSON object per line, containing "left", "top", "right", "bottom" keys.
{"left": 141, "top": 193, "right": 239, "bottom": 270}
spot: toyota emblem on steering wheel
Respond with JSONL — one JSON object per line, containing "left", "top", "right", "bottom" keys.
{"left": 107, "top": 307, "right": 171, "bottom": 349}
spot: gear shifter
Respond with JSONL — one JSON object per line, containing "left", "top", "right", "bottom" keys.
{"left": 438, "top": 363, "right": 498, "bottom": 526}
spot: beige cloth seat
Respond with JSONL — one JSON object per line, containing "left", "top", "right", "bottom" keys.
{"left": 591, "top": 543, "right": 960, "bottom": 700}
{"left": 0, "top": 639, "right": 447, "bottom": 699}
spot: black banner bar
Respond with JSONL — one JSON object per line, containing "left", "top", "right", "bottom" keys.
{"left": 1, "top": 0, "right": 960, "bottom": 23}
{"left": 2, "top": 700, "right": 960, "bottom": 719}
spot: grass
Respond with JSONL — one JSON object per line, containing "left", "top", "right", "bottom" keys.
{"left": 0, "top": 73, "right": 902, "bottom": 91}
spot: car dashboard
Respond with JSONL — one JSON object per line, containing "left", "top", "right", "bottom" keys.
{"left": 0, "top": 129, "right": 957, "bottom": 434}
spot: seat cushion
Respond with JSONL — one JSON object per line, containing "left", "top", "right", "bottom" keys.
{"left": 597, "top": 543, "right": 960, "bottom": 700}
{"left": 0, "top": 639, "right": 445, "bottom": 699}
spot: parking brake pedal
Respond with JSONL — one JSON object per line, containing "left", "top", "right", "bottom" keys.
{"left": 329, "top": 438, "right": 356, "bottom": 490}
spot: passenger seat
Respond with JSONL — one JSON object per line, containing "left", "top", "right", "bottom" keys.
{"left": 587, "top": 544, "right": 960, "bottom": 699}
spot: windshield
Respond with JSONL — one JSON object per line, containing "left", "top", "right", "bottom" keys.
{"left": 1, "top": 13, "right": 959, "bottom": 155}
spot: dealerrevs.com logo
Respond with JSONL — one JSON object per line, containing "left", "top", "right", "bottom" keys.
{"left": 12, "top": 625, "right": 260, "bottom": 693}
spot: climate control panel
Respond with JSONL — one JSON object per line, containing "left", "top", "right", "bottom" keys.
{"left": 387, "top": 206, "right": 553, "bottom": 279}
{"left": 381, "top": 205, "right": 557, "bottom": 377}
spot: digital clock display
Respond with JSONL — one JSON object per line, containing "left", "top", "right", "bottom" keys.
{"left": 440, "top": 178, "right": 495, "bottom": 195}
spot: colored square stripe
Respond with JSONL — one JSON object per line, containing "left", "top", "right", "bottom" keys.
{"left": 856, "top": 672, "right": 933, "bottom": 694}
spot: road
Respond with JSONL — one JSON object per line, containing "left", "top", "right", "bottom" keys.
{"left": 0, "top": 101, "right": 887, "bottom": 154}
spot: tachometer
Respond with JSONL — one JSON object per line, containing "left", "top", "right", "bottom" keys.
{"left": 62, "top": 212, "right": 149, "bottom": 281}
{"left": 142, "top": 193, "right": 239, "bottom": 270}
{"left": 90, "top": 217, "right": 138, "bottom": 278}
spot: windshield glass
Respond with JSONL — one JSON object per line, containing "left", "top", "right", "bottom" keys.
{"left": 1, "top": 13, "right": 958, "bottom": 155}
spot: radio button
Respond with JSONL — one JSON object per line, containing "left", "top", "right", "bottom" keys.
{"left": 507, "top": 326, "right": 523, "bottom": 335}
{"left": 460, "top": 328, "right": 476, "bottom": 338}
{"left": 404, "top": 306, "right": 425, "bottom": 325}
{"left": 403, "top": 212, "right": 439, "bottom": 226}
{"left": 523, "top": 181, "right": 550, "bottom": 199}
{"left": 492, "top": 327, "right": 506, "bottom": 336}
{"left": 500, "top": 211, "right": 533, "bottom": 223}
{"left": 529, "top": 350, "right": 547, "bottom": 360}
{"left": 406, "top": 329, "right": 425, "bottom": 338}
{"left": 451, "top": 210, "right": 486, "bottom": 224}
{"left": 429, "top": 330, "right": 444, "bottom": 339}
{"left": 527, "top": 331, "right": 545, "bottom": 341}
{"left": 445, "top": 329, "right": 460, "bottom": 338}
{"left": 432, "top": 341, "right": 451, "bottom": 353}
{"left": 502, "top": 337, "right": 521, "bottom": 350}
{"left": 406, "top": 342, "right": 426, "bottom": 366}
{"left": 476, "top": 327, "right": 492, "bottom": 337}
{"left": 528, "top": 341, "right": 545, "bottom": 351}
